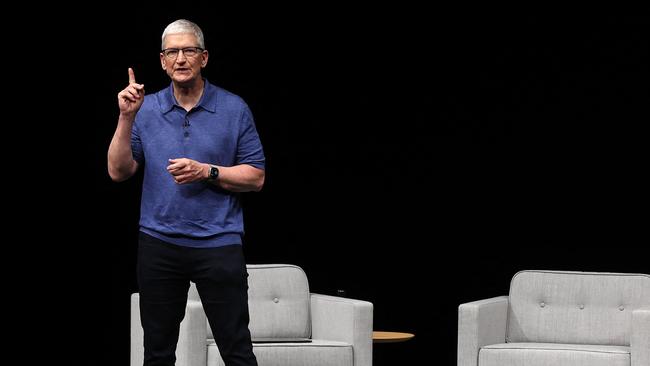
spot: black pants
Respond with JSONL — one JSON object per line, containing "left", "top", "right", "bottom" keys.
{"left": 137, "top": 232, "right": 257, "bottom": 366}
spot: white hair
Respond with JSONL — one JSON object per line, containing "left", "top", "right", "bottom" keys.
{"left": 161, "top": 19, "right": 205, "bottom": 49}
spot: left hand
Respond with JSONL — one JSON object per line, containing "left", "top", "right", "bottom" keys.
{"left": 166, "top": 158, "right": 208, "bottom": 184}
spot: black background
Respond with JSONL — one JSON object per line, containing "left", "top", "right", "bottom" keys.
{"left": 36, "top": 10, "right": 648, "bottom": 366}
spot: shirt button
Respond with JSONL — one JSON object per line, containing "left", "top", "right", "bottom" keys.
{"left": 273, "top": 297, "right": 279, "bottom": 303}
{"left": 540, "top": 302, "right": 545, "bottom": 308}
{"left": 619, "top": 306, "right": 625, "bottom": 311}
{"left": 579, "top": 304, "right": 585, "bottom": 310}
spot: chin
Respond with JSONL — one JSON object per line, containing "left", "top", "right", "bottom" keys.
{"left": 173, "top": 75, "right": 197, "bottom": 85}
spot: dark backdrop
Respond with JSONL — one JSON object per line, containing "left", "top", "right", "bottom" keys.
{"left": 58, "top": 11, "right": 648, "bottom": 366}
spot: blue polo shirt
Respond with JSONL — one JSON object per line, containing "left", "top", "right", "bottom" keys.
{"left": 131, "top": 79, "right": 265, "bottom": 248}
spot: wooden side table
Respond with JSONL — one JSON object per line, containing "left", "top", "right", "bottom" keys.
{"left": 372, "top": 331, "right": 415, "bottom": 343}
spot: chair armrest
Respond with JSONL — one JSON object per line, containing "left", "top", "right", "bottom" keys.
{"left": 130, "top": 293, "right": 143, "bottom": 366}
{"left": 311, "top": 293, "right": 373, "bottom": 366}
{"left": 458, "top": 296, "right": 509, "bottom": 366}
{"left": 130, "top": 293, "right": 207, "bottom": 366}
{"left": 632, "top": 307, "right": 650, "bottom": 366}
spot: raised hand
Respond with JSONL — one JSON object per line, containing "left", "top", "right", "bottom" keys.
{"left": 117, "top": 67, "right": 145, "bottom": 117}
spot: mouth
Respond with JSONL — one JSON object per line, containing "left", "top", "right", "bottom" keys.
{"left": 175, "top": 68, "right": 190, "bottom": 73}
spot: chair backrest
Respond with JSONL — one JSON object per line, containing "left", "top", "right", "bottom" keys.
{"left": 506, "top": 270, "right": 650, "bottom": 346}
{"left": 189, "top": 264, "right": 311, "bottom": 340}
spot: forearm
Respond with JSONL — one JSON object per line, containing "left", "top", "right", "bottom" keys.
{"left": 206, "top": 164, "right": 265, "bottom": 192}
{"left": 108, "top": 114, "right": 138, "bottom": 182}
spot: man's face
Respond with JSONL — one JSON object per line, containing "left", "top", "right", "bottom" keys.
{"left": 160, "top": 33, "right": 208, "bottom": 85}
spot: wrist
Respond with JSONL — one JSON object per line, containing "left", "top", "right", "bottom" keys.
{"left": 202, "top": 163, "right": 211, "bottom": 180}
{"left": 118, "top": 113, "right": 136, "bottom": 124}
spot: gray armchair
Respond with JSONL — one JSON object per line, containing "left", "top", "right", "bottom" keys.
{"left": 458, "top": 270, "right": 650, "bottom": 366}
{"left": 131, "top": 264, "right": 373, "bottom": 366}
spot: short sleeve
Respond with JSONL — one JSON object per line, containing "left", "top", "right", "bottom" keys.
{"left": 236, "top": 105, "right": 265, "bottom": 169}
{"left": 131, "top": 120, "right": 144, "bottom": 165}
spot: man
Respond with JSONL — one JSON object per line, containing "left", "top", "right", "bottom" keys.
{"left": 108, "top": 19, "right": 264, "bottom": 366}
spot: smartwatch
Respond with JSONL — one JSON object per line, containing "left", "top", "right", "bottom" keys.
{"left": 208, "top": 165, "right": 220, "bottom": 181}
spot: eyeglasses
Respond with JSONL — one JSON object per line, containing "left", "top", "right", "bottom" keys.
{"left": 161, "top": 47, "right": 204, "bottom": 59}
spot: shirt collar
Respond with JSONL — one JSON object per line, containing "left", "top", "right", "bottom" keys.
{"left": 160, "top": 78, "right": 217, "bottom": 114}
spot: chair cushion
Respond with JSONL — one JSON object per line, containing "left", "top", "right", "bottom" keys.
{"left": 246, "top": 264, "right": 311, "bottom": 339}
{"left": 207, "top": 339, "right": 353, "bottom": 366}
{"left": 479, "top": 342, "right": 630, "bottom": 366}
{"left": 507, "top": 270, "right": 650, "bottom": 345}
{"left": 193, "top": 264, "right": 311, "bottom": 339}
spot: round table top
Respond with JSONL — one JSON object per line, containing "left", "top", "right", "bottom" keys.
{"left": 372, "top": 331, "right": 415, "bottom": 343}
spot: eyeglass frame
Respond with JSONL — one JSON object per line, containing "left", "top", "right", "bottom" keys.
{"left": 160, "top": 47, "right": 205, "bottom": 59}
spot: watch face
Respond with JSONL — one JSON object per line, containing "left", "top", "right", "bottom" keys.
{"left": 210, "top": 166, "right": 219, "bottom": 179}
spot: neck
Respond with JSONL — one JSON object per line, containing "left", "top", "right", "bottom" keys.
{"left": 173, "top": 77, "right": 205, "bottom": 111}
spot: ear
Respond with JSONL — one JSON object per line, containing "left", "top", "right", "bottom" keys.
{"left": 160, "top": 53, "right": 167, "bottom": 70}
{"left": 201, "top": 50, "right": 209, "bottom": 68}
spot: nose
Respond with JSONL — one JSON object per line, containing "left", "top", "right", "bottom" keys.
{"left": 175, "top": 50, "right": 187, "bottom": 63}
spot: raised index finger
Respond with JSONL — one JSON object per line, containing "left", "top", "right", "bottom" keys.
{"left": 128, "top": 67, "right": 136, "bottom": 84}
